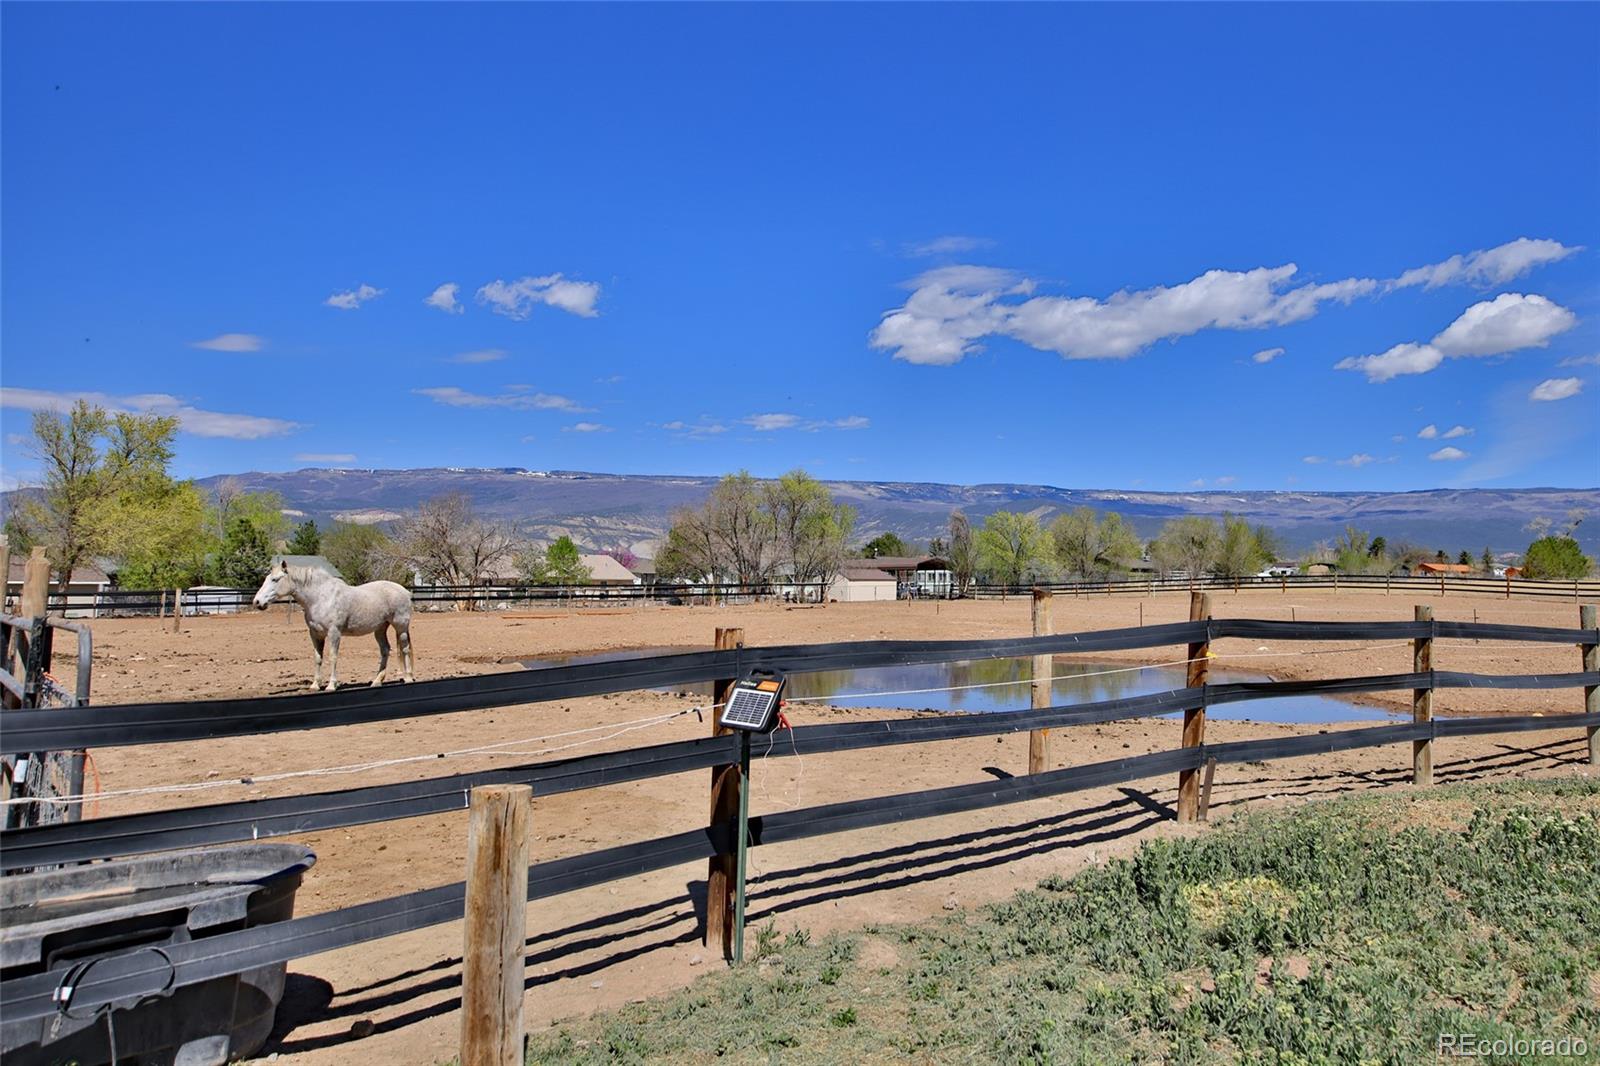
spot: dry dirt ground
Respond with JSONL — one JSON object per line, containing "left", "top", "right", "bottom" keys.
{"left": 53, "top": 589, "right": 1600, "bottom": 1065}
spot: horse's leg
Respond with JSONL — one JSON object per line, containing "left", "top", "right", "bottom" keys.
{"left": 323, "top": 627, "right": 342, "bottom": 691}
{"left": 397, "top": 622, "right": 415, "bottom": 682}
{"left": 308, "top": 631, "right": 326, "bottom": 690}
{"left": 371, "top": 628, "right": 390, "bottom": 687}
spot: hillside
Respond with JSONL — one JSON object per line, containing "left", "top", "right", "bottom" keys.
{"left": 188, "top": 469, "right": 1600, "bottom": 557}
{"left": 5, "top": 467, "right": 1594, "bottom": 556}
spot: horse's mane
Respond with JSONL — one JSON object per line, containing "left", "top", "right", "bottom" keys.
{"left": 287, "top": 564, "right": 346, "bottom": 588}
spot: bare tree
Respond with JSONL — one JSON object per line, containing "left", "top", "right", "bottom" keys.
{"left": 388, "top": 494, "right": 521, "bottom": 607}
{"left": 703, "top": 472, "right": 776, "bottom": 586}
{"left": 948, "top": 510, "right": 976, "bottom": 595}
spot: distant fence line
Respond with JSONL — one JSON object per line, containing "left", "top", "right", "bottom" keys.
{"left": 21, "top": 571, "right": 1600, "bottom": 618}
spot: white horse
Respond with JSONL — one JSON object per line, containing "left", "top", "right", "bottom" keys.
{"left": 252, "top": 561, "right": 415, "bottom": 691}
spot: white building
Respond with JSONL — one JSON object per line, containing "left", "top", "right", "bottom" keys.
{"left": 828, "top": 566, "right": 898, "bottom": 602}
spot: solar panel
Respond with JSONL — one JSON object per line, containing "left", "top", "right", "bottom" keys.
{"left": 719, "top": 674, "right": 785, "bottom": 732}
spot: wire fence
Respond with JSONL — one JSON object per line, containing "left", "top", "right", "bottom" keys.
{"left": 0, "top": 605, "right": 1596, "bottom": 1029}
{"left": 28, "top": 571, "right": 1600, "bottom": 618}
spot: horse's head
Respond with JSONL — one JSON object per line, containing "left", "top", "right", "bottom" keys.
{"left": 252, "top": 560, "right": 297, "bottom": 609}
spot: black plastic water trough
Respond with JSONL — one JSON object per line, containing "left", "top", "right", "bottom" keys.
{"left": 1, "top": 843, "right": 315, "bottom": 1066}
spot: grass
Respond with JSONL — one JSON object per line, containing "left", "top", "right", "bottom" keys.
{"left": 524, "top": 779, "right": 1600, "bottom": 1065}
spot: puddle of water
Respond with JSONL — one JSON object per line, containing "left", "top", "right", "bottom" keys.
{"left": 522, "top": 647, "right": 1402, "bottom": 725}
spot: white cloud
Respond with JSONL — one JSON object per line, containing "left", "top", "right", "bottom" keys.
{"left": 191, "top": 333, "right": 264, "bottom": 352}
{"left": 1301, "top": 456, "right": 1326, "bottom": 464}
{"left": 1337, "top": 293, "right": 1578, "bottom": 382}
{"left": 563, "top": 422, "right": 611, "bottom": 433}
{"left": 871, "top": 262, "right": 1376, "bottom": 365}
{"left": 1530, "top": 377, "right": 1583, "bottom": 402}
{"left": 1213, "top": 475, "right": 1237, "bottom": 486}
{"left": 1390, "top": 434, "right": 1405, "bottom": 443}
{"left": 1430, "top": 293, "right": 1577, "bottom": 358}
{"left": 1441, "top": 425, "right": 1474, "bottom": 439}
{"left": 1417, "top": 424, "right": 1439, "bottom": 439}
{"left": 425, "top": 283, "right": 463, "bottom": 314}
{"left": 1428, "top": 446, "right": 1469, "bottom": 461}
{"left": 413, "top": 386, "right": 591, "bottom": 412}
{"left": 1336, "top": 453, "right": 1376, "bottom": 467}
{"left": 1392, "top": 237, "right": 1581, "bottom": 290}
{"left": 744, "top": 413, "right": 801, "bottom": 431}
{"left": 661, "top": 419, "right": 728, "bottom": 437}
{"left": 448, "top": 349, "right": 507, "bottom": 364}
{"left": 904, "top": 235, "right": 997, "bottom": 257}
{"left": 1557, "top": 353, "right": 1600, "bottom": 368}
{"left": 325, "top": 284, "right": 384, "bottom": 310}
{"left": 0, "top": 387, "right": 299, "bottom": 439}
{"left": 295, "top": 453, "right": 356, "bottom": 463}
{"left": 741, "top": 412, "right": 869, "bottom": 432}
{"left": 1251, "top": 347, "right": 1285, "bottom": 364}
{"left": 596, "top": 374, "right": 624, "bottom": 384}
{"left": 476, "top": 274, "right": 600, "bottom": 319}
{"left": 1336, "top": 342, "right": 1445, "bottom": 383}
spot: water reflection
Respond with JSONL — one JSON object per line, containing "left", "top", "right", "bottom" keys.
{"left": 521, "top": 648, "right": 1399, "bottom": 724}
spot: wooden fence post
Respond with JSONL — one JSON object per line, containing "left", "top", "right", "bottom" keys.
{"left": 1028, "top": 588, "right": 1053, "bottom": 774}
{"left": 1581, "top": 605, "right": 1597, "bottom": 767}
{"left": 1413, "top": 605, "right": 1434, "bottom": 786}
{"left": 459, "top": 783, "right": 532, "bottom": 1066}
{"left": 0, "top": 534, "right": 10, "bottom": 613}
{"left": 1176, "top": 591, "right": 1211, "bottom": 822}
{"left": 170, "top": 587, "right": 183, "bottom": 633}
{"left": 19, "top": 547, "right": 49, "bottom": 621}
{"left": 705, "top": 626, "right": 744, "bottom": 960}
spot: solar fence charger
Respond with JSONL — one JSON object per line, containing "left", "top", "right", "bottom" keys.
{"left": 718, "top": 672, "right": 786, "bottom": 733}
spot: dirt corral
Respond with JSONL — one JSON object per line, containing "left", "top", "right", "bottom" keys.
{"left": 63, "top": 590, "right": 1599, "bottom": 1064}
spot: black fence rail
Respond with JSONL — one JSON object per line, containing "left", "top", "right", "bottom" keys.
{"left": 32, "top": 572, "right": 1600, "bottom": 618}
{"left": 973, "top": 572, "right": 1600, "bottom": 601}
{"left": 1, "top": 609, "right": 1596, "bottom": 1025}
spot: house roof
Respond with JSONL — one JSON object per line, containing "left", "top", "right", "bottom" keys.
{"left": 838, "top": 567, "right": 896, "bottom": 582}
{"left": 6, "top": 559, "right": 111, "bottom": 585}
{"left": 847, "top": 555, "right": 950, "bottom": 571}
{"left": 579, "top": 554, "right": 638, "bottom": 583}
{"left": 1417, "top": 562, "right": 1473, "bottom": 574}
{"left": 627, "top": 556, "right": 657, "bottom": 576}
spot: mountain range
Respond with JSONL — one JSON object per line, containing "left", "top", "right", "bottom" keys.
{"left": 133, "top": 468, "right": 1600, "bottom": 559}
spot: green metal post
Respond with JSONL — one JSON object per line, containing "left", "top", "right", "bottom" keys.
{"left": 733, "top": 729, "right": 752, "bottom": 963}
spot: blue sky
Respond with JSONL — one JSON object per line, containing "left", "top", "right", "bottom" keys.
{"left": 2, "top": 3, "right": 1597, "bottom": 493}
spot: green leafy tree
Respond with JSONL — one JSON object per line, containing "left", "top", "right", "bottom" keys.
{"left": 975, "top": 511, "right": 1049, "bottom": 586}
{"left": 1333, "top": 526, "right": 1377, "bottom": 575}
{"left": 1149, "top": 516, "right": 1222, "bottom": 579}
{"left": 322, "top": 522, "right": 400, "bottom": 585}
{"left": 214, "top": 515, "right": 274, "bottom": 588}
{"left": 286, "top": 520, "right": 321, "bottom": 556}
{"left": 1215, "top": 514, "right": 1273, "bottom": 579}
{"left": 1049, "top": 507, "right": 1142, "bottom": 579}
{"left": 1521, "top": 536, "right": 1593, "bottom": 580}
{"left": 947, "top": 511, "right": 976, "bottom": 595}
{"left": 1480, "top": 547, "right": 1494, "bottom": 573}
{"left": 104, "top": 479, "right": 215, "bottom": 588}
{"left": 2, "top": 516, "right": 37, "bottom": 555}
{"left": 520, "top": 535, "right": 593, "bottom": 585}
{"left": 208, "top": 477, "right": 289, "bottom": 545}
{"left": 20, "top": 400, "right": 179, "bottom": 592}
{"left": 861, "top": 532, "right": 909, "bottom": 559}
{"left": 765, "top": 470, "right": 854, "bottom": 591}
